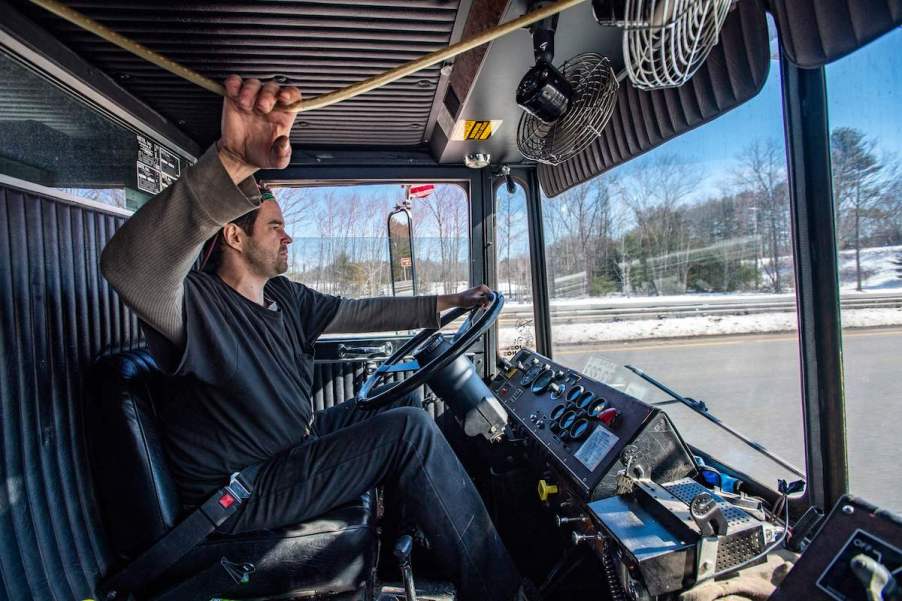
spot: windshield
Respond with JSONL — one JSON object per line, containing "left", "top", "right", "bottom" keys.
{"left": 575, "top": 352, "right": 804, "bottom": 488}
{"left": 519, "top": 16, "right": 815, "bottom": 490}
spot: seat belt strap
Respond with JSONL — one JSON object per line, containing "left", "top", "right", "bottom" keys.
{"left": 99, "top": 465, "right": 258, "bottom": 599}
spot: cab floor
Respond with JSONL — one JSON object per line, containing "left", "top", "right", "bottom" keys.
{"left": 378, "top": 579, "right": 455, "bottom": 601}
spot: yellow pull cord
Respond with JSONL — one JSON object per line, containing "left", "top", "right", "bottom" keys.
{"left": 29, "top": 0, "right": 588, "bottom": 114}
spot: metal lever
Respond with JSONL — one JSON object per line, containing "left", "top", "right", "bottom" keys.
{"left": 572, "top": 531, "right": 603, "bottom": 545}
{"left": 338, "top": 342, "right": 393, "bottom": 359}
{"left": 394, "top": 535, "right": 417, "bottom": 601}
{"left": 555, "top": 514, "right": 589, "bottom": 527}
{"left": 851, "top": 553, "right": 902, "bottom": 601}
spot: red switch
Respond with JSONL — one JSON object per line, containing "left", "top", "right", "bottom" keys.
{"left": 598, "top": 408, "right": 621, "bottom": 428}
{"left": 219, "top": 493, "right": 236, "bottom": 509}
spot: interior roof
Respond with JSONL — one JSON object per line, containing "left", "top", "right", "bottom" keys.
{"left": 4, "top": 0, "right": 782, "bottom": 175}
{"left": 439, "top": 0, "right": 625, "bottom": 166}
{"left": 10, "top": 0, "right": 468, "bottom": 154}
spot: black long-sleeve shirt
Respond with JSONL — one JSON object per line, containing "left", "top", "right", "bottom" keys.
{"left": 101, "top": 145, "right": 441, "bottom": 503}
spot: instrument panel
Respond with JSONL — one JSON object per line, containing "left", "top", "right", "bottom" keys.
{"left": 493, "top": 350, "right": 786, "bottom": 598}
{"left": 491, "top": 349, "right": 696, "bottom": 500}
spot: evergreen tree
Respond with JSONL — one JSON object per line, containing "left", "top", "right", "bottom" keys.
{"left": 892, "top": 252, "right": 902, "bottom": 280}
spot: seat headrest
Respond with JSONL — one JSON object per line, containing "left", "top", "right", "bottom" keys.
{"left": 88, "top": 349, "right": 181, "bottom": 560}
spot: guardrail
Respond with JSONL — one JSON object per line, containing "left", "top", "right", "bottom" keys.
{"left": 498, "top": 292, "right": 902, "bottom": 326}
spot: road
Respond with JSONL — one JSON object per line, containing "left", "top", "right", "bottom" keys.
{"left": 553, "top": 327, "right": 902, "bottom": 512}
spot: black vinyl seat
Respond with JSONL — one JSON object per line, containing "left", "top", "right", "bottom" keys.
{"left": 87, "top": 350, "right": 378, "bottom": 600}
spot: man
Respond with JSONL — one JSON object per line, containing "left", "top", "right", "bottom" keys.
{"left": 101, "top": 75, "right": 524, "bottom": 601}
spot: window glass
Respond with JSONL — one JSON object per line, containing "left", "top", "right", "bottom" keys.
{"left": 496, "top": 181, "right": 536, "bottom": 357}
{"left": 0, "top": 51, "right": 189, "bottom": 210}
{"left": 825, "top": 28, "right": 902, "bottom": 512}
{"left": 540, "top": 18, "right": 805, "bottom": 487}
{"left": 273, "top": 182, "right": 470, "bottom": 318}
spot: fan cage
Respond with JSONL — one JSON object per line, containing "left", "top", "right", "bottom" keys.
{"left": 623, "top": 0, "right": 733, "bottom": 90}
{"left": 595, "top": 0, "right": 701, "bottom": 31}
{"left": 517, "top": 53, "right": 619, "bottom": 166}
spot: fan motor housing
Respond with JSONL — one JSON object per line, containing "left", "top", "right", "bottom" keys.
{"left": 516, "top": 61, "right": 573, "bottom": 124}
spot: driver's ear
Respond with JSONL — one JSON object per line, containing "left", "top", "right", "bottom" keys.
{"left": 222, "top": 222, "right": 244, "bottom": 253}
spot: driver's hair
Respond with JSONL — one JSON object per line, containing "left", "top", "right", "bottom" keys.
{"left": 200, "top": 182, "right": 275, "bottom": 273}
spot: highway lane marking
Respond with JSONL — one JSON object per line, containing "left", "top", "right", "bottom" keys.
{"left": 554, "top": 327, "right": 902, "bottom": 355}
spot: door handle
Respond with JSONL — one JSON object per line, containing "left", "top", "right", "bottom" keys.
{"left": 337, "top": 342, "right": 394, "bottom": 360}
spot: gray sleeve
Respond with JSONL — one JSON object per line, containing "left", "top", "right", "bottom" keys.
{"left": 100, "top": 144, "right": 261, "bottom": 346}
{"left": 323, "top": 296, "right": 441, "bottom": 334}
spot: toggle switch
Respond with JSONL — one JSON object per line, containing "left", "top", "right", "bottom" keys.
{"left": 598, "top": 407, "right": 621, "bottom": 428}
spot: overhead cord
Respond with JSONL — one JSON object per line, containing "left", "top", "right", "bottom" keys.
{"left": 28, "top": 0, "right": 588, "bottom": 113}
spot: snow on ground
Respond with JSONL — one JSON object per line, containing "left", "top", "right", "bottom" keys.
{"left": 498, "top": 307, "right": 902, "bottom": 347}
{"left": 837, "top": 244, "right": 902, "bottom": 291}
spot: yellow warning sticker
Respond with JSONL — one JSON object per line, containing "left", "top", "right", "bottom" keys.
{"left": 451, "top": 119, "right": 503, "bottom": 141}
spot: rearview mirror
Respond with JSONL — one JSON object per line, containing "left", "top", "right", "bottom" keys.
{"left": 387, "top": 207, "right": 417, "bottom": 296}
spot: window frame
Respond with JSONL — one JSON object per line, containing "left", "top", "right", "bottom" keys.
{"left": 263, "top": 165, "right": 497, "bottom": 370}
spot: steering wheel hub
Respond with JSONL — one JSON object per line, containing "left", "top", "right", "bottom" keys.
{"left": 355, "top": 291, "right": 508, "bottom": 441}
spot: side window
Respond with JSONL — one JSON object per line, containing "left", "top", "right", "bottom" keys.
{"left": 540, "top": 17, "right": 805, "bottom": 487}
{"left": 274, "top": 182, "right": 470, "bottom": 301}
{"left": 0, "top": 50, "right": 190, "bottom": 210}
{"left": 496, "top": 181, "right": 536, "bottom": 357}
{"left": 825, "top": 28, "right": 902, "bottom": 511}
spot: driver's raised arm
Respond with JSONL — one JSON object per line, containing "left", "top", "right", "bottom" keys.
{"left": 100, "top": 146, "right": 261, "bottom": 346}
{"left": 101, "top": 76, "right": 299, "bottom": 347}
{"left": 323, "top": 284, "right": 492, "bottom": 334}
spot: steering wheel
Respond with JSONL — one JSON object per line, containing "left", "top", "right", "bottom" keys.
{"left": 356, "top": 291, "right": 504, "bottom": 408}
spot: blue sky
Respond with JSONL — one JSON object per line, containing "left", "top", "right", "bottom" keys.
{"left": 277, "top": 26, "right": 900, "bottom": 247}
{"left": 634, "top": 26, "right": 901, "bottom": 200}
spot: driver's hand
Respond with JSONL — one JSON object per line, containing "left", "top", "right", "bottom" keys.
{"left": 217, "top": 75, "right": 301, "bottom": 182}
{"left": 439, "top": 284, "right": 492, "bottom": 311}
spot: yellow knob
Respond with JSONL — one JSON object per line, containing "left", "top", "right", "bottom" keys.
{"left": 537, "top": 479, "right": 559, "bottom": 502}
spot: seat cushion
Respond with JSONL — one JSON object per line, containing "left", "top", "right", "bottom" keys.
{"left": 151, "top": 492, "right": 378, "bottom": 600}
{"left": 89, "top": 350, "right": 379, "bottom": 600}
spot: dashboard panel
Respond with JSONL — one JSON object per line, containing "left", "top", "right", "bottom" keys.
{"left": 490, "top": 349, "right": 697, "bottom": 500}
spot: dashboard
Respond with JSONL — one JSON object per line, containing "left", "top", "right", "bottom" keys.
{"left": 489, "top": 349, "right": 902, "bottom": 600}
{"left": 490, "top": 349, "right": 782, "bottom": 598}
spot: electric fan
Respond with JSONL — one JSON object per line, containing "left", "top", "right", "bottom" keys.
{"left": 515, "top": 12, "right": 619, "bottom": 166}
{"left": 593, "top": 0, "right": 733, "bottom": 90}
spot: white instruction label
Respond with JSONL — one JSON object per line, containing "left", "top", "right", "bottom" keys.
{"left": 574, "top": 426, "right": 620, "bottom": 472}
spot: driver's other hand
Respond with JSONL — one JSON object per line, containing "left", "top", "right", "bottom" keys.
{"left": 218, "top": 74, "right": 302, "bottom": 172}
{"left": 458, "top": 284, "right": 492, "bottom": 309}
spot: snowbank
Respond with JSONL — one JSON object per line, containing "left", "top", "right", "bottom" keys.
{"left": 499, "top": 307, "right": 902, "bottom": 346}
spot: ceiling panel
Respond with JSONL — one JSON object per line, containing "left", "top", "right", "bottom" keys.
{"left": 11, "top": 0, "right": 463, "bottom": 149}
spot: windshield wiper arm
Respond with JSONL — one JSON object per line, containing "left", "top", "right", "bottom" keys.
{"left": 624, "top": 364, "right": 805, "bottom": 479}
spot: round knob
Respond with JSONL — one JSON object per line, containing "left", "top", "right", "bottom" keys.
{"left": 537, "top": 479, "right": 559, "bottom": 502}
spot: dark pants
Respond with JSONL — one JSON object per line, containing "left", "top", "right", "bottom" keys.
{"left": 221, "top": 391, "right": 521, "bottom": 601}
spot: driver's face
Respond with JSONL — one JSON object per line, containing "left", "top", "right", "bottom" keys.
{"left": 244, "top": 200, "right": 292, "bottom": 278}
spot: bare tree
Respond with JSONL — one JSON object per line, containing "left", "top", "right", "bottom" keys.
{"left": 416, "top": 186, "right": 468, "bottom": 294}
{"left": 543, "top": 175, "right": 620, "bottom": 297}
{"left": 496, "top": 186, "right": 531, "bottom": 299}
{"left": 831, "top": 127, "right": 884, "bottom": 291}
{"left": 733, "top": 139, "right": 790, "bottom": 292}
{"left": 617, "top": 154, "right": 699, "bottom": 294}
